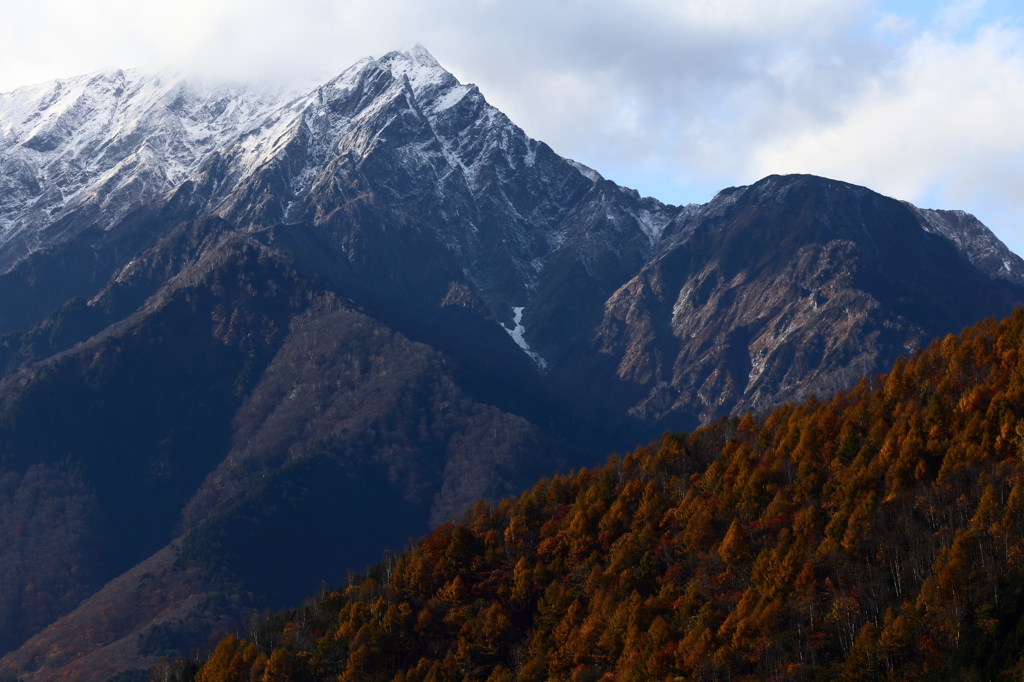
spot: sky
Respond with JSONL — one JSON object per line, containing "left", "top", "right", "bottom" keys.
{"left": 2, "top": 0, "right": 1024, "bottom": 253}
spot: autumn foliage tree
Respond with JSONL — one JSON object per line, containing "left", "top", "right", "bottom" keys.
{"left": 180, "top": 309, "right": 1024, "bottom": 680}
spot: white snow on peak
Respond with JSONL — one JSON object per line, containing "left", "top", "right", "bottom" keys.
{"left": 566, "top": 159, "right": 603, "bottom": 184}
{"left": 375, "top": 46, "right": 479, "bottom": 119}
{"left": 635, "top": 207, "right": 673, "bottom": 242}
{"left": 429, "top": 84, "right": 472, "bottom": 114}
{"left": 0, "top": 44, "right": 512, "bottom": 237}
{"left": 379, "top": 45, "right": 453, "bottom": 96}
{"left": 319, "top": 57, "right": 377, "bottom": 95}
{"left": 504, "top": 306, "right": 548, "bottom": 371}
{"left": 0, "top": 66, "right": 309, "bottom": 247}
{"left": 907, "top": 201, "right": 1024, "bottom": 285}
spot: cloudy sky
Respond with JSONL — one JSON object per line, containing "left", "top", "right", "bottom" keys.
{"left": 2, "top": 0, "right": 1024, "bottom": 252}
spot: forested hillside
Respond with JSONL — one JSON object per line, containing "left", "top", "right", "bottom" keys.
{"left": 176, "top": 307, "right": 1024, "bottom": 681}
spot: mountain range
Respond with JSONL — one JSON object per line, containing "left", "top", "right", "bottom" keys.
{"left": 0, "top": 46, "right": 1022, "bottom": 679}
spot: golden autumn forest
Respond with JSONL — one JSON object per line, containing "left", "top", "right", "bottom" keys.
{"left": 165, "top": 307, "right": 1024, "bottom": 681}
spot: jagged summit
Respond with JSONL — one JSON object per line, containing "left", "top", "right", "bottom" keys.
{"left": 379, "top": 44, "right": 458, "bottom": 92}
{"left": 314, "top": 45, "right": 464, "bottom": 113}
{"left": 374, "top": 45, "right": 486, "bottom": 120}
{"left": 0, "top": 66, "right": 304, "bottom": 268}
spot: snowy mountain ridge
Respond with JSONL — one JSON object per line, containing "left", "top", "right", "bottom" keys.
{"left": 0, "top": 68, "right": 310, "bottom": 265}
{"left": 0, "top": 47, "right": 1021, "bottom": 366}
{"left": 0, "top": 47, "right": 677, "bottom": 303}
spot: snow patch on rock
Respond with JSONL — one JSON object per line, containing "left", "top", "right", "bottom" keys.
{"left": 504, "top": 306, "right": 548, "bottom": 371}
{"left": 566, "top": 158, "right": 603, "bottom": 183}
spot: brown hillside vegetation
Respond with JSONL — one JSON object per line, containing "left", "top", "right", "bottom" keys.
{"left": 177, "top": 308, "right": 1024, "bottom": 680}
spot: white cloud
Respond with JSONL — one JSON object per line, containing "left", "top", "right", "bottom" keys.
{"left": 751, "top": 22, "right": 1024, "bottom": 252}
{"left": 875, "top": 12, "right": 917, "bottom": 36}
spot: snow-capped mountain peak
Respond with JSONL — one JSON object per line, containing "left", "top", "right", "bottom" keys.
{"left": 379, "top": 45, "right": 453, "bottom": 93}
{"left": 0, "top": 67, "right": 311, "bottom": 267}
{"left": 372, "top": 46, "right": 475, "bottom": 122}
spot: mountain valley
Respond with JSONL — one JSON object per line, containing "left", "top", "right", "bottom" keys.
{"left": 0, "top": 47, "right": 1023, "bottom": 679}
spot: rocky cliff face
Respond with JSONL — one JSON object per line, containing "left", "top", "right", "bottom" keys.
{"left": 1, "top": 49, "right": 1023, "bottom": 679}
{"left": 549, "top": 175, "right": 1024, "bottom": 438}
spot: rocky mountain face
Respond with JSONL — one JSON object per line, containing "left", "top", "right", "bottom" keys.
{"left": 548, "top": 175, "right": 1024, "bottom": 438}
{"left": 0, "top": 47, "right": 1023, "bottom": 679}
